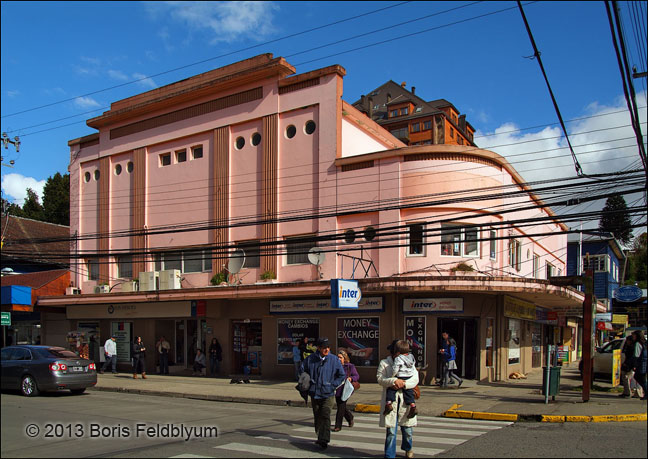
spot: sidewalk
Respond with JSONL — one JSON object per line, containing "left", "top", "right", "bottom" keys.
{"left": 91, "top": 364, "right": 646, "bottom": 422}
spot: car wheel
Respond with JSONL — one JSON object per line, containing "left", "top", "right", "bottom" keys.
{"left": 70, "top": 388, "right": 86, "bottom": 395}
{"left": 21, "top": 375, "right": 40, "bottom": 397}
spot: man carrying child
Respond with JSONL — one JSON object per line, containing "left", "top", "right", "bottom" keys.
{"left": 383, "top": 340, "right": 418, "bottom": 418}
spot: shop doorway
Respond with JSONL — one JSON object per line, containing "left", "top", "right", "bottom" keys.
{"left": 232, "top": 320, "right": 262, "bottom": 375}
{"left": 531, "top": 324, "right": 543, "bottom": 368}
{"left": 437, "top": 318, "right": 478, "bottom": 380}
{"left": 174, "top": 319, "right": 207, "bottom": 369}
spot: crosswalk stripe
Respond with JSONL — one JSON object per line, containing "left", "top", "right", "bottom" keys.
{"left": 345, "top": 422, "right": 490, "bottom": 436}
{"left": 252, "top": 433, "right": 445, "bottom": 457}
{"left": 214, "top": 442, "right": 333, "bottom": 458}
{"left": 355, "top": 413, "right": 514, "bottom": 428}
{"left": 289, "top": 427, "right": 468, "bottom": 446}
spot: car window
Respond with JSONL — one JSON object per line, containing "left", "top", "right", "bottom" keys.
{"left": 600, "top": 342, "right": 612, "bottom": 353}
{"left": 1, "top": 348, "right": 13, "bottom": 361}
{"left": 611, "top": 340, "right": 624, "bottom": 350}
{"left": 43, "top": 349, "right": 80, "bottom": 359}
{"left": 12, "top": 348, "right": 32, "bottom": 360}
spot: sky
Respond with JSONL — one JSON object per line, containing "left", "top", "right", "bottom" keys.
{"left": 1, "top": 1, "right": 646, "bottom": 234}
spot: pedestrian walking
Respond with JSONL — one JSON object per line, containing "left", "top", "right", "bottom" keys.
{"left": 631, "top": 330, "right": 647, "bottom": 400}
{"left": 292, "top": 340, "right": 302, "bottom": 381}
{"left": 439, "top": 333, "right": 463, "bottom": 388}
{"left": 300, "top": 337, "right": 346, "bottom": 450}
{"left": 377, "top": 339, "right": 418, "bottom": 459}
{"left": 157, "top": 335, "right": 170, "bottom": 375}
{"left": 131, "top": 336, "right": 147, "bottom": 379}
{"left": 334, "top": 349, "right": 359, "bottom": 432}
{"left": 384, "top": 340, "right": 418, "bottom": 418}
{"left": 209, "top": 338, "right": 223, "bottom": 377}
{"left": 100, "top": 335, "right": 118, "bottom": 374}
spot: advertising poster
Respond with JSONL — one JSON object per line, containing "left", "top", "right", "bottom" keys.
{"left": 405, "top": 316, "right": 426, "bottom": 368}
{"left": 337, "top": 317, "right": 379, "bottom": 367}
{"left": 277, "top": 318, "right": 319, "bottom": 365}
{"left": 612, "top": 349, "right": 621, "bottom": 387}
{"left": 111, "top": 321, "right": 132, "bottom": 362}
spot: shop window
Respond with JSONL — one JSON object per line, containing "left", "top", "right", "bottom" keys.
{"left": 285, "top": 235, "right": 316, "bottom": 265}
{"left": 407, "top": 223, "right": 425, "bottom": 256}
{"left": 486, "top": 318, "right": 494, "bottom": 367}
{"left": 507, "top": 318, "right": 520, "bottom": 365}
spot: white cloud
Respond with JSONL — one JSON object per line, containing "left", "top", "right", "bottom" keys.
{"left": 74, "top": 96, "right": 101, "bottom": 109}
{"left": 6, "top": 90, "right": 20, "bottom": 98}
{"left": 108, "top": 69, "right": 129, "bottom": 81}
{"left": 149, "top": 1, "right": 279, "bottom": 44}
{"left": 133, "top": 72, "right": 157, "bottom": 89}
{"left": 1, "top": 173, "right": 46, "bottom": 206}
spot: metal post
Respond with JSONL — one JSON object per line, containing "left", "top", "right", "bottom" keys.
{"left": 544, "top": 344, "right": 552, "bottom": 404}
{"left": 582, "top": 269, "right": 594, "bottom": 402}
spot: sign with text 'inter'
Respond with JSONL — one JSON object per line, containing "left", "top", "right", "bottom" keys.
{"left": 331, "top": 279, "right": 362, "bottom": 309}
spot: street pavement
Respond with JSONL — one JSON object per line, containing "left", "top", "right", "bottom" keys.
{"left": 92, "top": 363, "right": 646, "bottom": 422}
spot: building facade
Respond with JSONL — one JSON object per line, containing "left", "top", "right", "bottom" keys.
{"left": 38, "top": 54, "right": 594, "bottom": 381}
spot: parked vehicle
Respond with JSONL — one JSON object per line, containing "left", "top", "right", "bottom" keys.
{"left": 579, "top": 338, "right": 626, "bottom": 379}
{"left": 1, "top": 345, "right": 97, "bottom": 396}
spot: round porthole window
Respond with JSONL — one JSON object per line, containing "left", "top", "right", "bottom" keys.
{"left": 305, "top": 120, "right": 316, "bottom": 135}
{"left": 84, "top": 172, "right": 91, "bottom": 183}
{"left": 344, "top": 229, "right": 356, "bottom": 244}
{"left": 364, "top": 226, "right": 377, "bottom": 242}
{"left": 285, "top": 125, "right": 296, "bottom": 139}
{"left": 235, "top": 136, "right": 245, "bottom": 150}
{"left": 251, "top": 132, "right": 261, "bottom": 146}
{"left": 94, "top": 170, "right": 100, "bottom": 181}
{"left": 114, "top": 164, "right": 122, "bottom": 176}
{"left": 127, "top": 161, "right": 134, "bottom": 173}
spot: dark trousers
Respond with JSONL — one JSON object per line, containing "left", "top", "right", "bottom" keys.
{"left": 635, "top": 372, "right": 647, "bottom": 399}
{"left": 210, "top": 356, "right": 220, "bottom": 376}
{"left": 159, "top": 352, "right": 169, "bottom": 374}
{"left": 386, "top": 375, "right": 415, "bottom": 405}
{"left": 101, "top": 355, "right": 117, "bottom": 373}
{"left": 334, "top": 396, "right": 354, "bottom": 429}
{"left": 311, "top": 396, "right": 334, "bottom": 444}
{"left": 132, "top": 355, "right": 145, "bottom": 374}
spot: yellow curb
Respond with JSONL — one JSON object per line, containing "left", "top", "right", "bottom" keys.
{"left": 565, "top": 416, "right": 592, "bottom": 422}
{"left": 541, "top": 415, "right": 565, "bottom": 423}
{"left": 471, "top": 412, "right": 518, "bottom": 422}
{"left": 443, "top": 410, "right": 462, "bottom": 418}
{"left": 591, "top": 413, "right": 647, "bottom": 422}
{"left": 354, "top": 404, "right": 380, "bottom": 413}
{"left": 448, "top": 404, "right": 463, "bottom": 411}
{"left": 448, "top": 410, "right": 475, "bottom": 419}
{"left": 591, "top": 415, "right": 619, "bottom": 423}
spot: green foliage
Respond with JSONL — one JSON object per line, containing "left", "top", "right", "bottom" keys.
{"left": 625, "top": 232, "right": 647, "bottom": 288}
{"left": 598, "top": 195, "right": 632, "bottom": 245}
{"left": 450, "top": 262, "right": 475, "bottom": 272}
{"left": 210, "top": 271, "right": 228, "bottom": 285}
{"left": 42, "top": 172, "right": 70, "bottom": 226}
{"left": 260, "top": 270, "right": 276, "bottom": 280}
{"left": 21, "top": 188, "right": 45, "bottom": 221}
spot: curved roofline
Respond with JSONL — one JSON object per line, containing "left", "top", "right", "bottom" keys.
{"left": 335, "top": 144, "right": 568, "bottom": 231}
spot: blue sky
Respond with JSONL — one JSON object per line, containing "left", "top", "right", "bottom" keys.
{"left": 1, "top": 1, "right": 646, "bottom": 228}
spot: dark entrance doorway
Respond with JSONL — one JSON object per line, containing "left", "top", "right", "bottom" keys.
{"left": 232, "top": 320, "right": 262, "bottom": 375}
{"left": 438, "top": 318, "right": 478, "bottom": 380}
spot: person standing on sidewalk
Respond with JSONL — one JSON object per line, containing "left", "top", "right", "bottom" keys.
{"left": 334, "top": 349, "right": 359, "bottom": 432}
{"left": 631, "top": 330, "right": 647, "bottom": 400}
{"left": 292, "top": 340, "right": 302, "bottom": 381}
{"left": 377, "top": 339, "right": 418, "bottom": 459}
{"left": 209, "top": 338, "right": 223, "bottom": 377}
{"left": 301, "top": 337, "right": 346, "bottom": 450}
{"left": 157, "top": 336, "right": 170, "bottom": 375}
{"left": 619, "top": 334, "right": 643, "bottom": 398}
{"left": 100, "top": 335, "right": 117, "bottom": 374}
{"left": 131, "top": 336, "right": 147, "bottom": 379}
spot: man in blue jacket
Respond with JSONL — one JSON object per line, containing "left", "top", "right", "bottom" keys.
{"left": 301, "top": 337, "right": 346, "bottom": 450}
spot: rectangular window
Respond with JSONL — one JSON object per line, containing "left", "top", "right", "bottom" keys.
{"left": 155, "top": 250, "right": 212, "bottom": 273}
{"left": 400, "top": 107, "right": 409, "bottom": 115}
{"left": 286, "top": 235, "right": 315, "bottom": 265}
{"left": 390, "top": 109, "right": 398, "bottom": 118}
{"left": 458, "top": 137, "right": 464, "bottom": 145}
{"left": 582, "top": 254, "right": 609, "bottom": 272}
{"left": 160, "top": 153, "right": 171, "bottom": 166}
{"left": 390, "top": 127, "right": 408, "bottom": 139}
{"left": 87, "top": 259, "right": 99, "bottom": 281}
{"left": 509, "top": 239, "right": 521, "bottom": 271}
{"left": 191, "top": 145, "right": 203, "bottom": 159}
{"left": 546, "top": 262, "right": 555, "bottom": 279}
{"left": 449, "top": 127, "right": 455, "bottom": 138}
{"left": 533, "top": 254, "right": 540, "bottom": 278}
{"left": 176, "top": 149, "right": 187, "bottom": 163}
{"left": 423, "top": 120, "right": 432, "bottom": 130}
{"left": 411, "top": 122, "right": 420, "bottom": 133}
{"left": 463, "top": 227, "right": 479, "bottom": 256}
{"left": 407, "top": 223, "right": 425, "bottom": 256}
{"left": 183, "top": 250, "right": 204, "bottom": 273}
{"left": 489, "top": 230, "right": 497, "bottom": 260}
{"left": 441, "top": 224, "right": 479, "bottom": 257}
{"left": 117, "top": 255, "right": 133, "bottom": 279}
{"left": 237, "top": 240, "right": 261, "bottom": 268}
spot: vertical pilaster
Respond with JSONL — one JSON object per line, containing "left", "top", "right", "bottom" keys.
{"left": 261, "top": 114, "right": 278, "bottom": 275}
{"left": 213, "top": 126, "right": 230, "bottom": 274}
{"left": 98, "top": 156, "right": 110, "bottom": 282}
{"left": 131, "top": 148, "right": 147, "bottom": 277}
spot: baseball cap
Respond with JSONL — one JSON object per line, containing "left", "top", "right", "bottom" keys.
{"left": 316, "top": 337, "right": 330, "bottom": 348}
{"left": 387, "top": 339, "right": 399, "bottom": 353}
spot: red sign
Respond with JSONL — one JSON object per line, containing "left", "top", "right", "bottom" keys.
{"left": 547, "top": 311, "right": 558, "bottom": 320}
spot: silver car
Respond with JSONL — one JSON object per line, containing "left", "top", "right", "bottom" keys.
{"left": 1, "top": 345, "right": 97, "bottom": 396}
{"left": 579, "top": 338, "right": 626, "bottom": 379}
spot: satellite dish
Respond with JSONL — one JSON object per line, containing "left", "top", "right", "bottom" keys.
{"left": 227, "top": 249, "right": 246, "bottom": 274}
{"left": 308, "top": 247, "right": 326, "bottom": 265}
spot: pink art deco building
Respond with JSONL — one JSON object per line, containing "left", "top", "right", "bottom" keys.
{"left": 39, "top": 54, "right": 597, "bottom": 381}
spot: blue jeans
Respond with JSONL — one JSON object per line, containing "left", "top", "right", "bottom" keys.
{"left": 385, "top": 425, "right": 413, "bottom": 458}
{"left": 102, "top": 355, "right": 117, "bottom": 373}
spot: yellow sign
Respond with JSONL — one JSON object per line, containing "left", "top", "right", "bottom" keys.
{"left": 612, "top": 349, "right": 621, "bottom": 387}
{"left": 612, "top": 314, "right": 628, "bottom": 325}
{"left": 503, "top": 296, "right": 536, "bottom": 320}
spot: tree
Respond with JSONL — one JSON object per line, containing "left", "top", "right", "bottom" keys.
{"left": 42, "top": 172, "right": 70, "bottom": 226}
{"left": 626, "top": 232, "right": 647, "bottom": 288}
{"left": 21, "top": 188, "right": 45, "bottom": 221}
{"left": 1, "top": 197, "right": 23, "bottom": 217}
{"left": 598, "top": 195, "right": 632, "bottom": 245}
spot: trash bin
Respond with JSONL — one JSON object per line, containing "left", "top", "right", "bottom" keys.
{"left": 542, "top": 366, "right": 561, "bottom": 396}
